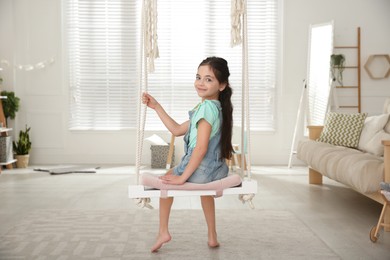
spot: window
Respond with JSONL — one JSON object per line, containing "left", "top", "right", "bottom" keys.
{"left": 306, "top": 22, "right": 334, "bottom": 126}
{"left": 66, "top": 0, "right": 279, "bottom": 131}
{"left": 66, "top": 0, "right": 140, "bottom": 130}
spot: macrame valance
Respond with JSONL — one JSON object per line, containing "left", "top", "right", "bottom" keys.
{"left": 231, "top": 0, "right": 246, "bottom": 47}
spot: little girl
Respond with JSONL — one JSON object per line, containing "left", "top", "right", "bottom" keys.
{"left": 142, "top": 56, "right": 233, "bottom": 252}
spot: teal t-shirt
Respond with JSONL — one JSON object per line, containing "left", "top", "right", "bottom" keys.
{"left": 188, "top": 100, "right": 221, "bottom": 148}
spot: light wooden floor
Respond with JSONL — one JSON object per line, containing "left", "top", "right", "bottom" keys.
{"left": 0, "top": 165, "right": 389, "bottom": 259}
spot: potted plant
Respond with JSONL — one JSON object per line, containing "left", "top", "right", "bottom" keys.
{"left": 0, "top": 90, "right": 20, "bottom": 126}
{"left": 330, "top": 54, "right": 346, "bottom": 86}
{"left": 13, "top": 125, "right": 32, "bottom": 168}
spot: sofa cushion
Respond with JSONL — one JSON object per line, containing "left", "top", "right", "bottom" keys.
{"left": 297, "top": 139, "right": 383, "bottom": 193}
{"left": 317, "top": 112, "right": 367, "bottom": 148}
{"left": 358, "top": 114, "right": 390, "bottom": 156}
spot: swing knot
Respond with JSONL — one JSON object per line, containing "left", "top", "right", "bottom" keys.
{"left": 133, "top": 198, "right": 153, "bottom": 209}
{"left": 238, "top": 193, "right": 255, "bottom": 209}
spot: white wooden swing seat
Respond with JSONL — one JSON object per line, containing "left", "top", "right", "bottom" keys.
{"left": 128, "top": 173, "right": 257, "bottom": 198}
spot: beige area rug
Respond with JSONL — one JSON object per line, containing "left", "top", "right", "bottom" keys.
{"left": 0, "top": 209, "right": 340, "bottom": 260}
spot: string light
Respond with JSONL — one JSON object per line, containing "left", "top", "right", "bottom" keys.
{"left": 0, "top": 57, "right": 55, "bottom": 71}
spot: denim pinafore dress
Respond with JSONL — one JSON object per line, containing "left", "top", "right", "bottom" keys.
{"left": 173, "top": 101, "right": 229, "bottom": 183}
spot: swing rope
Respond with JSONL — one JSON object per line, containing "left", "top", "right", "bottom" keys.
{"left": 134, "top": 0, "right": 159, "bottom": 209}
{"left": 231, "top": 0, "right": 252, "bottom": 178}
{"left": 135, "top": 0, "right": 159, "bottom": 181}
{"left": 242, "top": 2, "right": 252, "bottom": 180}
{"left": 232, "top": 0, "right": 255, "bottom": 207}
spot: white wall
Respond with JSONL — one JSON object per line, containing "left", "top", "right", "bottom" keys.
{"left": 0, "top": 0, "right": 389, "bottom": 166}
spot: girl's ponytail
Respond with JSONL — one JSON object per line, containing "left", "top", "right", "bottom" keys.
{"left": 199, "top": 57, "right": 233, "bottom": 160}
{"left": 219, "top": 85, "right": 233, "bottom": 160}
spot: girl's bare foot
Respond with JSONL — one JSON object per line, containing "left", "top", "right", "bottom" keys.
{"left": 208, "top": 232, "right": 220, "bottom": 248}
{"left": 151, "top": 233, "right": 171, "bottom": 252}
{"left": 208, "top": 241, "right": 220, "bottom": 248}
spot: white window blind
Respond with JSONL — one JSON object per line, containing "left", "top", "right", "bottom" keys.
{"left": 66, "top": 0, "right": 279, "bottom": 131}
{"left": 66, "top": 0, "right": 140, "bottom": 130}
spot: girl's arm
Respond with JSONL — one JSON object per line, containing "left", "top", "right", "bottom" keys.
{"left": 160, "top": 119, "right": 211, "bottom": 185}
{"left": 143, "top": 92, "right": 189, "bottom": 136}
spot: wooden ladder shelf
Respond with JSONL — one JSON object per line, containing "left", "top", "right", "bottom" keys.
{"left": 333, "top": 27, "right": 361, "bottom": 113}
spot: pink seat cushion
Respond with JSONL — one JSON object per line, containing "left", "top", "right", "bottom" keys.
{"left": 141, "top": 174, "right": 242, "bottom": 198}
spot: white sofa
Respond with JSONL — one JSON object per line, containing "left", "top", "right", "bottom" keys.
{"left": 297, "top": 100, "right": 390, "bottom": 230}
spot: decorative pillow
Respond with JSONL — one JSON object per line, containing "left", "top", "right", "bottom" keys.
{"left": 362, "top": 130, "right": 390, "bottom": 156}
{"left": 358, "top": 114, "right": 389, "bottom": 151}
{"left": 383, "top": 98, "right": 390, "bottom": 114}
{"left": 384, "top": 118, "right": 390, "bottom": 134}
{"left": 317, "top": 112, "right": 367, "bottom": 148}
